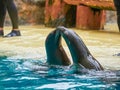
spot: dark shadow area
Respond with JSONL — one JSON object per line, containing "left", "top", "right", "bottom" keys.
{"left": 65, "top": 5, "right": 76, "bottom": 28}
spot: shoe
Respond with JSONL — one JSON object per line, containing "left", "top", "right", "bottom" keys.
{"left": 4, "top": 30, "right": 21, "bottom": 37}
{"left": 0, "top": 30, "right": 4, "bottom": 36}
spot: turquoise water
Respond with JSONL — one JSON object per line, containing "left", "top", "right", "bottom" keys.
{"left": 0, "top": 56, "right": 120, "bottom": 90}
{"left": 0, "top": 25, "right": 120, "bottom": 89}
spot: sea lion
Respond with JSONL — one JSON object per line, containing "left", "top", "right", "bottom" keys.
{"left": 56, "top": 26, "right": 104, "bottom": 70}
{"left": 45, "top": 26, "right": 104, "bottom": 70}
{"left": 45, "top": 29, "right": 71, "bottom": 66}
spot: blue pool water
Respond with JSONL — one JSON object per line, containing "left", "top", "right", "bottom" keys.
{"left": 0, "top": 56, "right": 120, "bottom": 90}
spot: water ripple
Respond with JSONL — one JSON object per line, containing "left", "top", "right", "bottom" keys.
{"left": 0, "top": 56, "right": 120, "bottom": 90}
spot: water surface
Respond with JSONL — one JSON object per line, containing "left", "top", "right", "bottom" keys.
{"left": 0, "top": 25, "right": 120, "bottom": 89}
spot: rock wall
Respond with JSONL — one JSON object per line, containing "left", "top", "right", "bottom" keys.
{"left": 4, "top": 0, "right": 117, "bottom": 26}
{"left": 106, "top": 11, "right": 117, "bottom": 23}
{"left": 5, "top": 0, "right": 45, "bottom": 25}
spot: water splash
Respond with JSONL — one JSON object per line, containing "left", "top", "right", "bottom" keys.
{"left": 0, "top": 56, "right": 120, "bottom": 90}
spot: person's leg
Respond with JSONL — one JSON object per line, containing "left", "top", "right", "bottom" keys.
{"left": 3, "top": 0, "right": 21, "bottom": 37}
{"left": 0, "top": 0, "right": 6, "bottom": 36}
{"left": 113, "top": 0, "right": 120, "bottom": 32}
